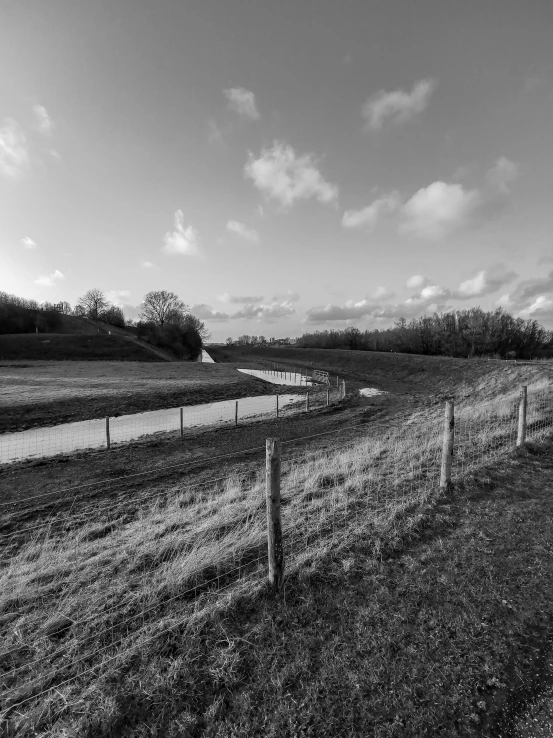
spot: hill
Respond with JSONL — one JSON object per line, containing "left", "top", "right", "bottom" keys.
{"left": 0, "top": 334, "right": 162, "bottom": 362}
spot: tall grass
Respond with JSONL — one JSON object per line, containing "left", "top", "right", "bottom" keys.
{"left": 1, "top": 381, "right": 552, "bottom": 722}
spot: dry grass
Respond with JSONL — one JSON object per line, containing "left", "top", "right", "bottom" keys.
{"left": 1, "top": 376, "right": 553, "bottom": 735}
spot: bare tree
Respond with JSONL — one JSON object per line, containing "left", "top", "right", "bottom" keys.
{"left": 77, "top": 288, "right": 109, "bottom": 320}
{"left": 139, "top": 291, "right": 188, "bottom": 327}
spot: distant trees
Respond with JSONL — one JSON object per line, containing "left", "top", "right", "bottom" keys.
{"left": 99, "top": 305, "right": 125, "bottom": 328}
{"left": 297, "top": 307, "right": 553, "bottom": 359}
{"left": 139, "top": 291, "right": 188, "bottom": 327}
{"left": 76, "top": 288, "right": 109, "bottom": 320}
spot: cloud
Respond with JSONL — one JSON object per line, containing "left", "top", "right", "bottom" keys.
{"left": 190, "top": 303, "right": 230, "bottom": 321}
{"left": 452, "top": 268, "right": 517, "bottom": 299}
{"left": 305, "top": 301, "right": 375, "bottom": 322}
{"left": 140, "top": 260, "right": 155, "bottom": 268}
{"left": 218, "top": 293, "right": 264, "bottom": 304}
{"left": 342, "top": 191, "right": 400, "bottom": 230}
{"left": 0, "top": 118, "right": 29, "bottom": 177}
{"left": 163, "top": 210, "right": 200, "bottom": 256}
{"left": 272, "top": 290, "right": 300, "bottom": 302}
{"left": 362, "top": 78, "right": 436, "bottom": 129}
{"left": 374, "top": 286, "right": 394, "bottom": 300}
{"left": 399, "top": 181, "right": 482, "bottom": 239}
{"left": 33, "top": 104, "right": 53, "bottom": 135}
{"left": 224, "top": 87, "right": 260, "bottom": 120}
{"left": 405, "top": 275, "right": 427, "bottom": 290}
{"left": 21, "top": 236, "right": 36, "bottom": 249}
{"left": 106, "top": 290, "right": 131, "bottom": 305}
{"left": 509, "top": 271, "right": 553, "bottom": 304}
{"left": 485, "top": 157, "right": 519, "bottom": 194}
{"left": 34, "top": 269, "right": 64, "bottom": 286}
{"left": 231, "top": 300, "right": 295, "bottom": 322}
{"left": 226, "top": 220, "right": 260, "bottom": 243}
{"left": 244, "top": 141, "right": 338, "bottom": 208}
{"left": 518, "top": 295, "right": 553, "bottom": 321}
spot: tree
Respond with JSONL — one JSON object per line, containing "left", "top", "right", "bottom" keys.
{"left": 226, "top": 337, "right": 234, "bottom": 345}
{"left": 180, "top": 313, "right": 211, "bottom": 342}
{"left": 58, "top": 301, "right": 72, "bottom": 315}
{"left": 100, "top": 305, "right": 126, "bottom": 328}
{"left": 77, "top": 288, "right": 109, "bottom": 320}
{"left": 139, "top": 290, "right": 188, "bottom": 327}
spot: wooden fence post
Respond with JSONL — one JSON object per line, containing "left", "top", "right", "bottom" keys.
{"left": 276, "top": 394, "right": 279, "bottom": 418}
{"left": 266, "top": 438, "right": 283, "bottom": 592}
{"left": 105, "top": 416, "right": 111, "bottom": 450}
{"left": 305, "top": 392, "right": 309, "bottom": 411}
{"left": 180, "top": 407, "right": 184, "bottom": 438}
{"left": 235, "top": 400, "right": 238, "bottom": 427}
{"left": 439, "top": 400, "right": 455, "bottom": 490}
{"left": 336, "top": 375, "right": 339, "bottom": 389}
{"left": 326, "top": 388, "right": 329, "bottom": 407}
{"left": 517, "top": 385, "right": 527, "bottom": 448}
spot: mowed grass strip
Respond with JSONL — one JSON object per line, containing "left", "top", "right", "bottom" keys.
{"left": 1, "top": 398, "right": 553, "bottom": 734}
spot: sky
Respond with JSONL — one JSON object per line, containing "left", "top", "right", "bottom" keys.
{"left": 1, "top": 0, "right": 552, "bottom": 341}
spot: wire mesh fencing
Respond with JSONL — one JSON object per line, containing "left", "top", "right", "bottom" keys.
{"left": 1, "top": 381, "right": 551, "bottom": 724}
{"left": 0, "top": 382, "right": 341, "bottom": 465}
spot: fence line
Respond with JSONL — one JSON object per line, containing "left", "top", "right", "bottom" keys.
{"left": 0, "top": 367, "right": 344, "bottom": 466}
{"left": 1, "top": 381, "right": 552, "bottom": 721}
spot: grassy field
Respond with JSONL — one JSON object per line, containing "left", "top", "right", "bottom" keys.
{"left": 2, "top": 423, "right": 553, "bottom": 735}
{"left": 2, "top": 351, "right": 553, "bottom": 735}
{"left": 0, "top": 359, "right": 291, "bottom": 433}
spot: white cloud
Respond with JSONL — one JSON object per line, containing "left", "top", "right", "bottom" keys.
{"left": 244, "top": 141, "right": 338, "bottom": 208}
{"left": 21, "top": 236, "right": 36, "bottom": 249}
{"left": 518, "top": 295, "right": 553, "bottom": 321}
{"left": 106, "top": 290, "right": 131, "bottom": 305}
{"left": 374, "top": 286, "right": 394, "bottom": 300}
{"left": 405, "top": 275, "right": 427, "bottom": 290}
{"left": 163, "top": 210, "right": 200, "bottom": 256}
{"left": 140, "top": 260, "right": 155, "bottom": 268}
{"left": 190, "top": 303, "right": 230, "bottom": 321}
{"left": 452, "top": 268, "right": 516, "bottom": 299}
{"left": 232, "top": 300, "right": 295, "bottom": 322}
{"left": 34, "top": 269, "right": 64, "bottom": 286}
{"left": 342, "top": 191, "right": 400, "bottom": 230}
{"left": 33, "top": 104, "right": 53, "bottom": 135}
{"left": 218, "top": 293, "right": 264, "bottom": 304}
{"left": 362, "top": 78, "right": 436, "bottom": 130}
{"left": 226, "top": 220, "right": 260, "bottom": 243}
{"left": 224, "top": 87, "right": 260, "bottom": 120}
{"left": 400, "top": 181, "right": 482, "bottom": 239}
{"left": 486, "top": 157, "right": 519, "bottom": 194}
{"left": 0, "top": 118, "right": 29, "bottom": 177}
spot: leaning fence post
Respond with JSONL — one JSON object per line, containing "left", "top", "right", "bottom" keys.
{"left": 105, "top": 416, "right": 111, "bottom": 450}
{"left": 305, "top": 392, "right": 310, "bottom": 411}
{"left": 326, "top": 388, "right": 329, "bottom": 407}
{"left": 276, "top": 394, "right": 279, "bottom": 418}
{"left": 266, "top": 438, "right": 284, "bottom": 592}
{"left": 516, "top": 385, "right": 527, "bottom": 448}
{"left": 180, "top": 407, "right": 184, "bottom": 438}
{"left": 235, "top": 400, "right": 238, "bottom": 427}
{"left": 439, "top": 400, "right": 455, "bottom": 490}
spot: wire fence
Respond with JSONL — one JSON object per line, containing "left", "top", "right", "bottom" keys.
{"left": 0, "top": 368, "right": 342, "bottom": 465}
{"left": 1, "top": 380, "right": 552, "bottom": 725}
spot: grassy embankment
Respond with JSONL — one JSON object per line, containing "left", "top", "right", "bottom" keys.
{"left": 0, "top": 360, "right": 299, "bottom": 433}
{"left": 1, "top": 361, "right": 553, "bottom": 735}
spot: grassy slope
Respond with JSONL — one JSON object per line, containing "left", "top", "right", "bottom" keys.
{"left": 0, "top": 359, "right": 295, "bottom": 432}
{"left": 0, "top": 334, "right": 159, "bottom": 362}
{"left": 2, "top": 441, "right": 553, "bottom": 736}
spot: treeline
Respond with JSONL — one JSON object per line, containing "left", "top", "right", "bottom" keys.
{"left": 297, "top": 308, "right": 553, "bottom": 359}
{"left": 0, "top": 288, "right": 210, "bottom": 360}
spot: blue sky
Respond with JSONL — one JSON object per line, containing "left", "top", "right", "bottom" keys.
{"left": 1, "top": 0, "right": 552, "bottom": 340}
